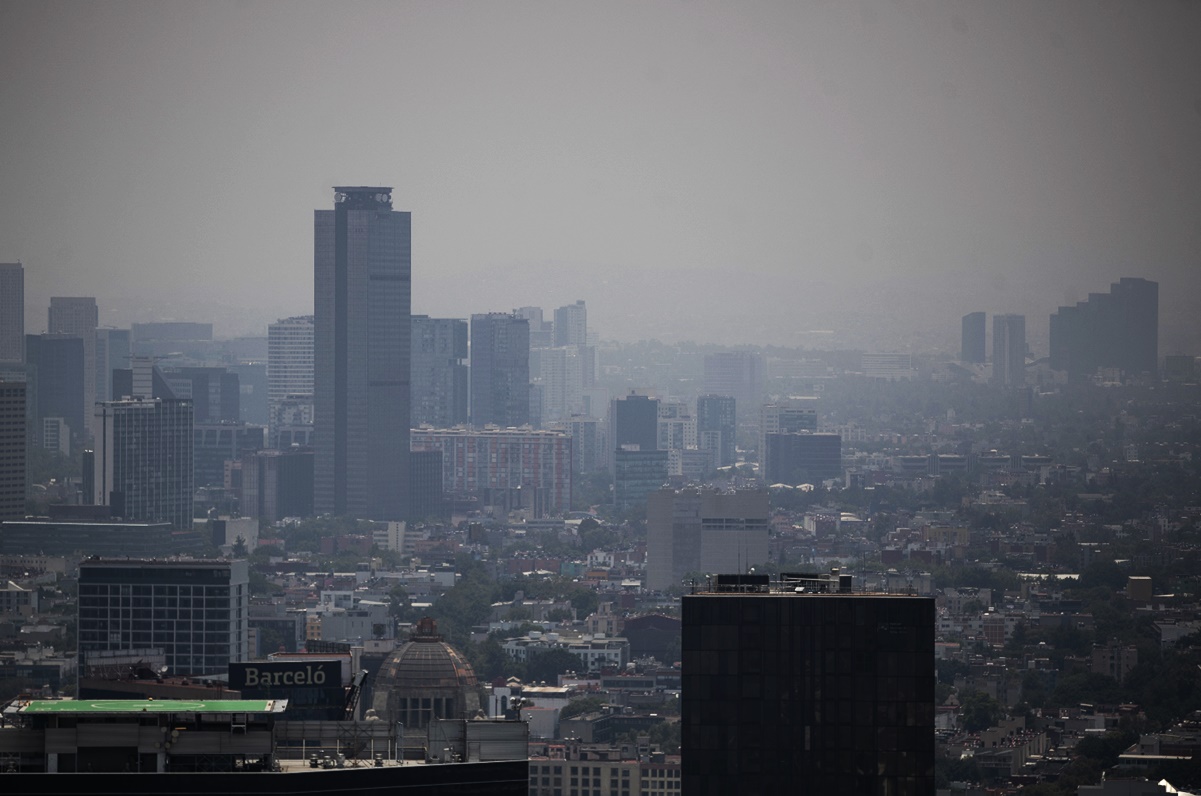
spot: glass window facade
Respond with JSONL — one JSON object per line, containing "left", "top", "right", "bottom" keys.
{"left": 682, "top": 593, "right": 935, "bottom": 795}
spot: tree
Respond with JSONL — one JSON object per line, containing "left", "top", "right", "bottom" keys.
{"left": 525, "top": 649, "right": 585, "bottom": 684}
{"left": 959, "top": 690, "right": 1002, "bottom": 732}
{"left": 231, "top": 536, "right": 248, "bottom": 557}
{"left": 560, "top": 696, "right": 606, "bottom": 721}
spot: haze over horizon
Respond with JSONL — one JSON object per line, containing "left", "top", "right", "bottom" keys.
{"left": 3, "top": 1, "right": 1199, "bottom": 355}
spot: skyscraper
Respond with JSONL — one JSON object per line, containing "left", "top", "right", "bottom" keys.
{"left": 94, "top": 328, "right": 130, "bottom": 402}
{"left": 696, "top": 394, "right": 736, "bottom": 468}
{"left": 267, "top": 315, "right": 314, "bottom": 405}
{"left": 1050, "top": 277, "right": 1158, "bottom": 380}
{"left": 411, "top": 316, "right": 469, "bottom": 428}
{"left": 0, "top": 381, "right": 26, "bottom": 521}
{"left": 314, "top": 187, "right": 410, "bottom": 520}
{"left": 267, "top": 315, "right": 315, "bottom": 447}
{"left": 961, "top": 311, "right": 986, "bottom": 363}
{"left": 552, "top": 300, "right": 587, "bottom": 347}
{"left": 992, "top": 313, "right": 1026, "bottom": 387}
{"left": 469, "top": 312, "right": 529, "bottom": 428}
{"left": 0, "top": 263, "right": 23, "bottom": 364}
{"left": 682, "top": 576, "right": 935, "bottom": 794}
{"left": 25, "top": 334, "right": 85, "bottom": 451}
{"left": 609, "top": 392, "right": 659, "bottom": 473}
{"left": 48, "top": 297, "right": 98, "bottom": 442}
{"left": 92, "top": 396, "right": 194, "bottom": 529}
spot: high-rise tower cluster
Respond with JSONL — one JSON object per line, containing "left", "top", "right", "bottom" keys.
{"left": 1050, "top": 277, "right": 1158, "bottom": 380}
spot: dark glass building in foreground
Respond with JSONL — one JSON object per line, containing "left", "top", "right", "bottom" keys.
{"left": 682, "top": 575, "right": 935, "bottom": 795}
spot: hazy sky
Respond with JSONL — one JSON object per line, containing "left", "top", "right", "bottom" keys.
{"left": 2, "top": 1, "right": 1199, "bottom": 354}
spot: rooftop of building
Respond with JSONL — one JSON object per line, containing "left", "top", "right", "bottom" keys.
{"left": 686, "top": 571, "right": 932, "bottom": 597}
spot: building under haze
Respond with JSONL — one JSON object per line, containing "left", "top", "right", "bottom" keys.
{"left": 763, "top": 432, "right": 841, "bottom": 486}
{"left": 411, "top": 315, "right": 469, "bottom": 428}
{"left": 552, "top": 300, "right": 588, "bottom": 347}
{"left": 267, "top": 315, "right": 314, "bottom": 445}
{"left": 609, "top": 392, "right": 659, "bottom": 472}
{"left": 961, "top": 311, "right": 986, "bottom": 363}
{"left": 646, "top": 488, "right": 768, "bottom": 591}
{"left": 411, "top": 427, "right": 570, "bottom": 517}
{"left": 47, "top": 297, "right": 98, "bottom": 442}
{"left": 992, "top": 313, "right": 1026, "bottom": 387}
{"left": 25, "top": 333, "right": 85, "bottom": 453}
{"left": 0, "top": 381, "right": 26, "bottom": 521}
{"left": 682, "top": 577, "right": 935, "bottom": 795}
{"left": 703, "top": 351, "right": 765, "bottom": 416}
{"left": 696, "top": 394, "right": 736, "bottom": 468}
{"left": 314, "top": 187, "right": 411, "bottom": 521}
{"left": 94, "top": 327, "right": 130, "bottom": 403}
{"left": 0, "top": 264, "right": 23, "bottom": 364}
{"left": 1049, "top": 277, "right": 1159, "bottom": 381}
{"left": 759, "top": 396, "right": 818, "bottom": 468}
{"left": 92, "top": 396, "right": 194, "bottom": 530}
{"left": 469, "top": 312, "right": 530, "bottom": 429}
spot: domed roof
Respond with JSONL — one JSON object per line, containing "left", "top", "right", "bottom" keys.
{"left": 376, "top": 617, "right": 478, "bottom": 692}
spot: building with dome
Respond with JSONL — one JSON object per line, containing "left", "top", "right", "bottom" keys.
{"left": 371, "top": 617, "right": 481, "bottom": 730}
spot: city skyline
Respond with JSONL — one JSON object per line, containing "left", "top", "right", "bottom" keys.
{"left": 2, "top": 2, "right": 1200, "bottom": 354}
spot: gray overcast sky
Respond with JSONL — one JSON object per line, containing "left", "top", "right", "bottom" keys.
{"left": 2, "top": 0, "right": 1199, "bottom": 354}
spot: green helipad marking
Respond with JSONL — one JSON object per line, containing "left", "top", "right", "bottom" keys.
{"left": 22, "top": 699, "right": 276, "bottom": 714}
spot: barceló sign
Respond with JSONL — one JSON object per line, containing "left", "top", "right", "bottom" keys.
{"left": 230, "top": 661, "right": 341, "bottom": 691}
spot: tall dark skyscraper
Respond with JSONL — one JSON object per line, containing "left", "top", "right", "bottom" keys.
{"left": 314, "top": 186, "right": 411, "bottom": 521}
{"left": 469, "top": 312, "right": 529, "bottom": 428}
{"left": 961, "top": 311, "right": 986, "bottom": 363}
{"left": 682, "top": 576, "right": 935, "bottom": 795}
{"left": 0, "top": 380, "right": 26, "bottom": 521}
{"left": 0, "top": 263, "right": 23, "bottom": 365}
{"left": 992, "top": 313, "right": 1026, "bottom": 387}
{"left": 1050, "top": 277, "right": 1159, "bottom": 380}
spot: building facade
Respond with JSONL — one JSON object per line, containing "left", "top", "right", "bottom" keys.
{"left": 25, "top": 334, "right": 85, "bottom": 452}
{"left": 412, "top": 316, "right": 469, "bottom": 428}
{"left": 92, "top": 397, "right": 194, "bottom": 529}
{"left": 682, "top": 580, "right": 935, "bottom": 795}
{"left": 267, "top": 315, "right": 314, "bottom": 445}
{"left": 609, "top": 393, "right": 658, "bottom": 473}
{"left": 470, "top": 312, "right": 530, "bottom": 428}
{"left": 314, "top": 186, "right": 411, "bottom": 520}
{"left": 0, "top": 264, "right": 24, "bottom": 364}
{"left": 992, "top": 314, "right": 1026, "bottom": 387}
{"left": 78, "top": 558, "right": 249, "bottom": 677}
{"left": 613, "top": 449, "right": 669, "bottom": 510}
{"left": 961, "top": 311, "right": 986, "bottom": 363}
{"left": 762, "top": 432, "right": 841, "bottom": 485}
{"left": 646, "top": 488, "right": 768, "bottom": 591}
{"left": 702, "top": 351, "right": 764, "bottom": 415}
{"left": 0, "top": 381, "right": 26, "bottom": 520}
{"left": 1050, "top": 277, "right": 1159, "bottom": 380}
{"left": 47, "top": 297, "right": 98, "bottom": 443}
{"left": 553, "top": 300, "right": 588, "bottom": 347}
{"left": 696, "top": 394, "right": 736, "bottom": 468}
{"left": 411, "top": 427, "right": 571, "bottom": 517}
